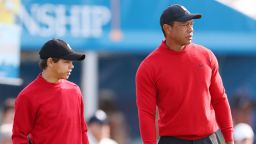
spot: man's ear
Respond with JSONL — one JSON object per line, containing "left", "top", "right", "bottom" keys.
{"left": 163, "top": 24, "right": 171, "bottom": 34}
{"left": 47, "top": 58, "right": 54, "bottom": 67}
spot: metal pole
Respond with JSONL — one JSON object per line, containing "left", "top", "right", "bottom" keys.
{"left": 81, "top": 51, "right": 98, "bottom": 119}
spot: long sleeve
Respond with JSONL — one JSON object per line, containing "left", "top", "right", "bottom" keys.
{"left": 81, "top": 117, "right": 89, "bottom": 144}
{"left": 209, "top": 52, "right": 233, "bottom": 142}
{"left": 80, "top": 93, "right": 89, "bottom": 144}
{"left": 12, "top": 93, "right": 36, "bottom": 144}
{"left": 136, "top": 62, "right": 157, "bottom": 144}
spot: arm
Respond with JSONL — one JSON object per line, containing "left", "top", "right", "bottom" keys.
{"left": 209, "top": 51, "right": 234, "bottom": 143}
{"left": 136, "top": 63, "right": 157, "bottom": 144}
{"left": 81, "top": 106, "right": 89, "bottom": 144}
{"left": 12, "top": 93, "right": 36, "bottom": 144}
{"left": 79, "top": 90, "right": 89, "bottom": 144}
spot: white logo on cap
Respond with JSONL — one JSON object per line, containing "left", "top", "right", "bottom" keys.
{"left": 67, "top": 44, "right": 72, "bottom": 50}
{"left": 181, "top": 6, "right": 190, "bottom": 13}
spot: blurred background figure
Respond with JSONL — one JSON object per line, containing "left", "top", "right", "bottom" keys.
{"left": 0, "top": 123, "right": 12, "bottom": 144}
{"left": 234, "top": 123, "right": 254, "bottom": 144}
{"left": 0, "top": 98, "right": 15, "bottom": 144}
{"left": 231, "top": 90, "right": 255, "bottom": 126}
{"left": 0, "top": 98, "right": 15, "bottom": 125}
{"left": 99, "top": 89, "right": 130, "bottom": 144}
{"left": 88, "top": 109, "right": 118, "bottom": 144}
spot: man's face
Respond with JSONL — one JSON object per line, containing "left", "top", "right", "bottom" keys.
{"left": 51, "top": 59, "right": 74, "bottom": 80}
{"left": 167, "top": 20, "right": 194, "bottom": 45}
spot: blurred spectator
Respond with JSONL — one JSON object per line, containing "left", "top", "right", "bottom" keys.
{"left": 88, "top": 110, "right": 118, "bottom": 144}
{"left": 99, "top": 89, "right": 130, "bottom": 144}
{"left": 234, "top": 123, "right": 254, "bottom": 144}
{"left": 0, "top": 98, "right": 15, "bottom": 144}
{"left": 231, "top": 90, "right": 255, "bottom": 126}
{"left": 0, "top": 98, "right": 15, "bottom": 124}
{"left": 0, "top": 123, "right": 12, "bottom": 144}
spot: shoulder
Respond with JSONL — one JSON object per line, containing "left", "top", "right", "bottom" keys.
{"left": 18, "top": 78, "right": 40, "bottom": 98}
{"left": 62, "top": 80, "right": 81, "bottom": 92}
{"left": 190, "top": 43, "right": 216, "bottom": 58}
{"left": 139, "top": 48, "right": 162, "bottom": 69}
{"left": 190, "top": 43, "right": 218, "bottom": 67}
{"left": 190, "top": 43, "right": 212, "bottom": 53}
{"left": 137, "top": 53, "right": 155, "bottom": 75}
{"left": 63, "top": 80, "right": 78, "bottom": 87}
{"left": 137, "top": 42, "right": 166, "bottom": 76}
{"left": 136, "top": 52, "right": 160, "bottom": 81}
{"left": 16, "top": 79, "right": 40, "bottom": 104}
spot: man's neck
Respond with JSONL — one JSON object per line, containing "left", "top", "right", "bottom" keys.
{"left": 42, "top": 71, "right": 59, "bottom": 83}
{"left": 165, "top": 40, "right": 186, "bottom": 52}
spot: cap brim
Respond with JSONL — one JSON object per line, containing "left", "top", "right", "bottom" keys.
{"left": 62, "top": 52, "right": 85, "bottom": 61}
{"left": 176, "top": 14, "right": 202, "bottom": 22}
{"left": 88, "top": 117, "right": 109, "bottom": 125}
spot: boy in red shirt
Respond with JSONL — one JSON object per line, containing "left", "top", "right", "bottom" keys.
{"left": 12, "top": 39, "right": 89, "bottom": 144}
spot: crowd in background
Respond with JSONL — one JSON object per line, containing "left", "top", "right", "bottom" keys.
{"left": 0, "top": 89, "right": 256, "bottom": 144}
{"left": 231, "top": 90, "right": 255, "bottom": 144}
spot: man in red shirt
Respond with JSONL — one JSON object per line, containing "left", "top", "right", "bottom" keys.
{"left": 136, "top": 4, "right": 234, "bottom": 144}
{"left": 12, "top": 39, "right": 89, "bottom": 144}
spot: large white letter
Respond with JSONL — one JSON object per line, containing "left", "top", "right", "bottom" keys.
{"left": 91, "top": 6, "right": 111, "bottom": 37}
{"left": 20, "top": 4, "right": 40, "bottom": 35}
{"left": 34, "top": 4, "right": 56, "bottom": 36}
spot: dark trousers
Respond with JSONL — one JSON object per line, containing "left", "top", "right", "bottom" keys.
{"left": 158, "top": 130, "right": 226, "bottom": 144}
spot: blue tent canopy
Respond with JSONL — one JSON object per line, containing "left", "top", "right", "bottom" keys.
{"left": 20, "top": 0, "right": 256, "bottom": 55}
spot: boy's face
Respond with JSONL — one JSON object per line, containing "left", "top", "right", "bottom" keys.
{"left": 50, "top": 59, "right": 74, "bottom": 80}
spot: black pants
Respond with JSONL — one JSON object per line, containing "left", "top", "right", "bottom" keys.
{"left": 158, "top": 130, "right": 225, "bottom": 144}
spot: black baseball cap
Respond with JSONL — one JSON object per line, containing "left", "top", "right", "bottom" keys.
{"left": 39, "top": 39, "right": 85, "bottom": 61}
{"left": 160, "top": 4, "right": 202, "bottom": 27}
{"left": 88, "top": 110, "right": 109, "bottom": 125}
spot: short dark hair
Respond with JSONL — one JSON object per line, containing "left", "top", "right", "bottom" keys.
{"left": 161, "top": 22, "right": 174, "bottom": 37}
{"left": 39, "top": 58, "right": 60, "bottom": 70}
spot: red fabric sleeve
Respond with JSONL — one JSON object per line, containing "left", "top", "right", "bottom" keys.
{"left": 209, "top": 51, "right": 233, "bottom": 142}
{"left": 136, "top": 62, "right": 157, "bottom": 144}
{"left": 79, "top": 89, "right": 89, "bottom": 144}
{"left": 12, "top": 93, "right": 36, "bottom": 144}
